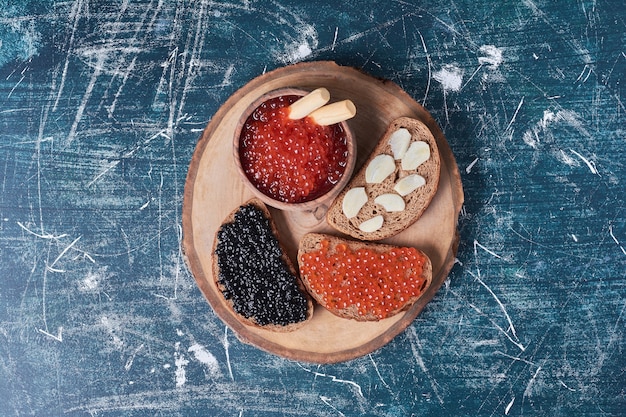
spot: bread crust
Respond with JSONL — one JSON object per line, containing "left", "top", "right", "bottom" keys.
{"left": 298, "top": 233, "right": 432, "bottom": 322}
{"left": 212, "top": 198, "right": 314, "bottom": 332}
{"left": 326, "top": 117, "right": 441, "bottom": 241}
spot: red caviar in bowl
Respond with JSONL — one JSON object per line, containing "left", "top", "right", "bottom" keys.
{"left": 239, "top": 95, "right": 350, "bottom": 204}
{"left": 299, "top": 239, "right": 429, "bottom": 320}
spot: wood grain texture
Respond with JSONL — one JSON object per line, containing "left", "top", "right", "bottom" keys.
{"left": 182, "top": 61, "right": 463, "bottom": 363}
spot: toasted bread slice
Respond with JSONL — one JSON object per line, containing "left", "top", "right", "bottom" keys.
{"left": 212, "top": 198, "right": 313, "bottom": 332}
{"left": 326, "top": 117, "right": 440, "bottom": 241}
{"left": 297, "top": 233, "right": 432, "bottom": 321}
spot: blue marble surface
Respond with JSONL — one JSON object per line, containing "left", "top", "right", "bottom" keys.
{"left": 0, "top": 0, "right": 624, "bottom": 416}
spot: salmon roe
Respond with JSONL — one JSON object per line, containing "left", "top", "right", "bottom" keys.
{"left": 299, "top": 240, "right": 428, "bottom": 320}
{"left": 239, "top": 95, "right": 349, "bottom": 204}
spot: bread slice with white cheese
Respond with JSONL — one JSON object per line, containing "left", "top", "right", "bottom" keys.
{"left": 326, "top": 117, "right": 440, "bottom": 241}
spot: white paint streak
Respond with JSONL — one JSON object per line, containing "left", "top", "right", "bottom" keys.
{"left": 569, "top": 149, "right": 598, "bottom": 175}
{"left": 505, "top": 397, "right": 515, "bottom": 415}
{"left": 466, "top": 157, "right": 479, "bottom": 174}
{"left": 331, "top": 27, "right": 338, "bottom": 51}
{"left": 455, "top": 277, "right": 526, "bottom": 352}
{"left": 406, "top": 327, "right": 444, "bottom": 404}
{"left": 79, "top": 270, "right": 103, "bottom": 292}
{"left": 474, "top": 240, "right": 503, "bottom": 260}
{"left": 609, "top": 225, "right": 626, "bottom": 256}
{"left": 296, "top": 43, "right": 312, "bottom": 59}
{"left": 188, "top": 343, "right": 221, "bottom": 378}
{"left": 46, "top": 236, "right": 81, "bottom": 272}
{"left": 124, "top": 344, "right": 145, "bottom": 371}
{"left": 297, "top": 363, "right": 363, "bottom": 398}
{"left": 223, "top": 326, "right": 234, "bottom": 381}
{"left": 505, "top": 96, "right": 524, "bottom": 132}
{"left": 523, "top": 109, "right": 592, "bottom": 156}
{"left": 494, "top": 350, "right": 537, "bottom": 367}
{"left": 220, "top": 64, "right": 235, "bottom": 87}
{"left": 472, "top": 271, "right": 523, "bottom": 350}
{"left": 473, "top": 339, "right": 499, "bottom": 347}
{"left": 369, "top": 354, "right": 391, "bottom": 392}
{"left": 523, "top": 367, "right": 542, "bottom": 398}
{"left": 8, "top": 75, "right": 25, "bottom": 99}
{"left": 67, "top": 53, "right": 104, "bottom": 146}
{"left": 280, "top": 25, "right": 317, "bottom": 64}
{"left": 540, "top": 109, "right": 555, "bottom": 128}
{"left": 522, "top": 0, "right": 593, "bottom": 66}
{"left": 53, "top": 0, "right": 84, "bottom": 111}
{"left": 418, "top": 30, "right": 432, "bottom": 105}
{"left": 37, "top": 327, "right": 63, "bottom": 342}
{"left": 319, "top": 396, "right": 345, "bottom": 417}
{"left": 522, "top": 129, "right": 539, "bottom": 149}
{"left": 174, "top": 342, "right": 188, "bottom": 388}
{"left": 552, "top": 110, "right": 589, "bottom": 136}
{"left": 107, "top": 55, "right": 138, "bottom": 118}
{"left": 575, "top": 64, "right": 593, "bottom": 84}
{"left": 17, "top": 221, "right": 67, "bottom": 240}
{"left": 557, "top": 149, "right": 577, "bottom": 167}
{"left": 478, "top": 45, "right": 504, "bottom": 68}
{"left": 433, "top": 64, "right": 463, "bottom": 92}
{"left": 461, "top": 65, "right": 483, "bottom": 91}
{"left": 101, "top": 316, "right": 124, "bottom": 349}
{"left": 87, "top": 161, "right": 121, "bottom": 188}
{"left": 83, "top": 273, "right": 98, "bottom": 290}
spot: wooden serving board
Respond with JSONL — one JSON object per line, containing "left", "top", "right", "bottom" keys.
{"left": 182, "top": 61, "right": 464, "bottom": 364}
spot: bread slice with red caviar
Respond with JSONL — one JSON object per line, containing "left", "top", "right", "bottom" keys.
{"left": 297, "top": 233, "right": 432, "bottom": 322}
{"left": 326, "top": 117, "right": 441, "bottom": 241}
{"left": 212, "top": 198, "right": 314, "bottom": 332}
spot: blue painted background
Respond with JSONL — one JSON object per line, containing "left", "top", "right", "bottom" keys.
{"left": 1, "top": 0, "right": 624, "bottom": 415}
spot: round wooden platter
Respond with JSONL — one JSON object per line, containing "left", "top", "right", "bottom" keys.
{"left": 182, "top": 61, "right": 464, "bottom": 364}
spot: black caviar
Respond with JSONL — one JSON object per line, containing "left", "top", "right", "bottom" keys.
{"left": 215, "top": 204, "right": 309, "bottom": 326}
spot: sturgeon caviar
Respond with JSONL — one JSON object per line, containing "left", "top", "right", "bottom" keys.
{"left": 239, "top": 95, "right": 349, "bottom": 204}
{"left": 299, "top": 238, "right": 430, "bottom": 320}
{"left": 214, "top": 203, "right": 310, "bottom": 327}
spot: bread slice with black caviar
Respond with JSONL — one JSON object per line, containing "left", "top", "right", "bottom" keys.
{"left": 326, "top": 117, "right": 441, "bottom": 241}
{"left": 297, "top": 233, "right": 432, "bottom": 322}
{"left": 212, "top": 198, "right": 313, "bottom": 332}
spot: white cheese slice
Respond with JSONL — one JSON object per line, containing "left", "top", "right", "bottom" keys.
{"left": 394, "top": 174, "right": 426, "bottom": 196}
{"left": 358, "top": 215, "right": 384, "bottom": 233}
{"left": 342, "top": 187, "right": 368, "bottom": 219}
{"left": 365, "top": 154, "right": 395, "bottom": 184}
{"left": 388, "top": 128, "right": 411, "bottom": 160}
{"left": 401, "top": 141, "right": 430, "bottom": 171}
{"left": 374, "top": 193, "right": 405, "bottom": 212}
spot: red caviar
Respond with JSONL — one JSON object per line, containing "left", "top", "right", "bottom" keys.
{"left": 299, "top": 239, "right": 429, "bottom": 320}
{"left": 239, "top": 95, "right": 349, "bottom": 204}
